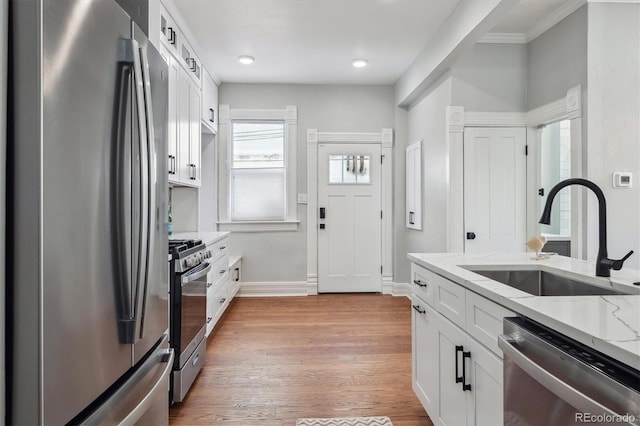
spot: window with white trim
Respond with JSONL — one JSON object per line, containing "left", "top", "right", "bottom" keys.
{"left": 218, "top": 105, "right": 298, "bottom": 232}
{"left": 230, "top": 121, "right": 286, "bottom": 220}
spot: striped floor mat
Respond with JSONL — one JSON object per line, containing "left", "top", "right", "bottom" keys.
{"left": 296, "top": 417, "right": 393, "bottom": 426}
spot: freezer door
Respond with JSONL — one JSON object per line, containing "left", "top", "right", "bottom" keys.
{"left": 132, "top": 24, "right": 170, "bottom": 365}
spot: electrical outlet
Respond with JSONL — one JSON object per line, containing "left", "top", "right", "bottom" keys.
{"left": 612, "top": 172, "right": 632, "bottom": 188}
{"left": 297, "top": 194, "right": 308, "bottom": 204}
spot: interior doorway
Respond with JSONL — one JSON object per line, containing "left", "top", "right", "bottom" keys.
{"left": 463, "top": 127, "right": 527, "bottom": 253}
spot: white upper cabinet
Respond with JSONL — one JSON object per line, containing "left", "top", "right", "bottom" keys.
{"left": 406, "top": 140, "right": 422, "bottom": 230}
{"left": 201, "top": 70, "right": 218, "bottom": 134}
{"left": 159, "top": 3, "right": 180, "bottom": 55}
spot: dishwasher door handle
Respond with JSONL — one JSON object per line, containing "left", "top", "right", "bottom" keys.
{"left": 498, "top": 335, "right": 621, "bottom": 419}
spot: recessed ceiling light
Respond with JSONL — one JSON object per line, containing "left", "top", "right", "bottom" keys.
{"left": 352, "top": 58, "right": 368, "bottom": 68}
{"left": 238, "top": 55, "right": 255, "bottom": 65}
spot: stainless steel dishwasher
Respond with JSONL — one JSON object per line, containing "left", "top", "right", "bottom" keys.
{"left": 499, "top": 317, "right": 640, "bottom": 426}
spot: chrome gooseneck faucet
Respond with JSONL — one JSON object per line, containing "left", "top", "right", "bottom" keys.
{"left": 539, "top": 178, "right": 634, "bottom": 277}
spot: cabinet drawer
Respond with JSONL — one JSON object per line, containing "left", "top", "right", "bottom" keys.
{"left": 209, "top": 238, "right": 229, "bottom": 261}
{"left": 433, "top": 275, "right": 466, "bottom": 329}
{"left": 411, "top": 263, "right": 436, "bottom": 306}
{"left": 465, "top": 290, "right": 514, "bottom": 358}
{"left": 212, "top": 254, "right": 229, "bottom": 288}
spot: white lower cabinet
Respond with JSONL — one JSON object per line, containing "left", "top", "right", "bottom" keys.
{"left": 204, "top": 237, "right": 241, "bottom": 337}
{"left": 412, "top": 298, "right": 439, "bottom": 416}
{"left": 411, "top": 263, "right": 511, "bottom": 426}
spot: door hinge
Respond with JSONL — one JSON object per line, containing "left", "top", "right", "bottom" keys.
{"left": 381, "top": 265, "right": 383, "bottom": 274}
{"left": 380, "top": 155, "right": 384, "bottom": 164}
{"left": 380, "top": 210, "right": 383, "bottom": 219}
{"left": 525, "top": 145, "right": 529, "bottom": 156}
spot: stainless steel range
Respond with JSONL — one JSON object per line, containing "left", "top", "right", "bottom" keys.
{"left": 169, "top": 239, "right": 213, "bottom": 403}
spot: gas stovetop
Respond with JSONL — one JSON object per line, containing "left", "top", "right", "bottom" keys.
{"left": 168, "top": 239, "right": 212, "bottom": 272}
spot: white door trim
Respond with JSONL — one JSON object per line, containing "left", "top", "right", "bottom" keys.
{"left": 307, "top": 129, "right": 393, "bottom": 295}
{"left": 446, "top": 85, "right": 584, "bottom": 257}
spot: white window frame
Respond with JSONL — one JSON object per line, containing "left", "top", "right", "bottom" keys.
{"left": 218, "top": 105, "right": 299, "bottom": 232}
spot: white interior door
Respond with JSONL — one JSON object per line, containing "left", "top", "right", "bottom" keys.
{"left": 318, "top": 143, "right": 381, "bottom": 293}
{"left": 464, "top": 127, "right": 526, "bottom": 253}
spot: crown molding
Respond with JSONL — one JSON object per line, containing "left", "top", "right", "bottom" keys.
{"left": 478, "top": 33, "right": 527, "bottom": 44}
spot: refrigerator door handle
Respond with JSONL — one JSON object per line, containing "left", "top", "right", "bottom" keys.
{"left": 115, "top": 39, "right": 138, "bottom": 343}
{"left": 135, "top": 45, "right": 156, "bottom": 341}
{"left": 119, "top": 348, "right": 173, "bottom": 425}
{"left": 130, "top": 39, "right": 149, "bottom": 344}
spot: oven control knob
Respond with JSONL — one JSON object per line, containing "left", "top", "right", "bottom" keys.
{"left": 205, "top": 250, "right": 211, "bottom": 259}
{"left": 184, "top": 259, "right": 191, "bottom": 268}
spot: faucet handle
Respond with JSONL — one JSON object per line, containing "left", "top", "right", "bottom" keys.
{"left": 610, "top": 250, "right": 634, "bottom": 270}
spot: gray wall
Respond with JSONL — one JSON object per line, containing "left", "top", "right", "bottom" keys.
{"left": 219, "top": 83, "right": 395, "bottom": 282}
{"left": 586, "top": 2, "right": 640, "bottom": 269}
{"left": 396, "top": 75, "right": 453, "bottom": 283}
{"left": 452, "top": 43, "right": 527, "bottom": 112}
{"left": 527, "top": 5, "right": 587, "bottom": 111}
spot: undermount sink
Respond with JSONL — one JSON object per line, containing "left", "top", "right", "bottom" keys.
{"left": 467, "top": 269, "right": 631, "bottom": 296}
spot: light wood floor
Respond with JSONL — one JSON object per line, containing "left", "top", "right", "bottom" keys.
{"left": 169, "top": 294, "right": 432, "bottom": 426}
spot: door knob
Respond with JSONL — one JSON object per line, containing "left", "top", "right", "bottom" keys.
{"left": 466, "top": 232, "right": 476, "bottom": 240}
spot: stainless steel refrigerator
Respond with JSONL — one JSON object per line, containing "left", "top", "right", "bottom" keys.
{"left": 8, "top": 0, "right": 173, "bottom": 424}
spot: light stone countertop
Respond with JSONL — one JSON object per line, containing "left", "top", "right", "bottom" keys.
{"left": 407, "top": 252, "right": 640, "bottom": 370}
{"left": 170, "top": 231, "right": 230, "bottom": 247}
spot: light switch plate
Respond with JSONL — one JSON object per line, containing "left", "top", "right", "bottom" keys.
{"left": 297, "top": 193, "right": 308, "bottom": 204}
{"left": 613, "top": 172, "right": 632, "bottom": 188}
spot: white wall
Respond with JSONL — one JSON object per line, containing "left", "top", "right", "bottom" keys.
{"left": 396, "top": 75, "right": 453, "bottom": 283}
{"left": 527, "top": 5, "right": 587, "bottom": 111}
{"left": 451, "top": 43, "right": 527, "bottom": 112}
{"left": 218, "top": 84, "right": 395, "bottom": 282}
{"left": 586, "top": 2, "right": 640, "bottom": 269}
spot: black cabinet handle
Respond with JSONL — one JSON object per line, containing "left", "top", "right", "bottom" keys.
{"left": 206, "top": 316, "right": 212, "bottom": 324}
{"left": 168, "top": 27, "right": 176, "bottom": 45}
{"left": 220, "top": 297, "right": 226, "bottom": 304}
{"left": 462, "top": 351, "right": 472, "bottom": 391}
{"left": 466, "top": 232, "right": 476, "bottom": 240}
{"left": 455, "top": 345, "right": 464, "bottom": 384}
{"left": 234, "top": 267, "right": 240, "bottom": 282}
{"left": 413, "top": 279, "right": 427, "bottom": 288}
{"left": 409, "top": 211, "right": 414, "bottom": 225}
{"left": 412, "top": 304, "right": 425, "bottom": 314}
{"left": 207, "top": 282, "right": 212, "bottom": 288}
{"left": 220, "top": 246, "right": 226, "bottom": 250}
{"left": 219, "top": 269, "right": 226, "bottom": 274}
{"left": 209, "top": 108, "right": 215, "bottom": 123}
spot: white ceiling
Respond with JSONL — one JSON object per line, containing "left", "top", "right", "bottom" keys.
{"left": 172, "top": 0, "right": 462, "bottom": 85}
{"left": 173, "top": 0, "right": 580, "bottom": 85}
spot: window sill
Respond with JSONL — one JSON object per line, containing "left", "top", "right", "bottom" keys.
{"left": 217, "top": 220, "right": 300, "bottom": 232}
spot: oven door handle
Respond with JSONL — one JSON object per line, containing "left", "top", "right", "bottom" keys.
{"left": 181, "top": 263, "right": 212, "bottom": 285}
{"left": 498, "top": 335, "right": 621, "bottom": 418}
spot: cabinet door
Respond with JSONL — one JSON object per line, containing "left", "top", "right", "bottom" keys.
{"left": 159, "top": 46, "right": 180, "bottom": 184}
{"left": 188, "top": 81, "right": 201, "bottom": 186}
{"left": 202, "top": 70, "right": 218, "bottom": 134}
{"left": 437, "top": 315, "right": 468, "bottom": 426}
{"left": 177, "top": 69, "right": 191, "bottom": 183}
{"left": 159, "top": 3, "right": 179, "bottom": 53}
{"left": 465, "top": 337, "right": 503, "bottom": 426}
{"left": 412, "top": 298, "right": 439, "bottom": 419}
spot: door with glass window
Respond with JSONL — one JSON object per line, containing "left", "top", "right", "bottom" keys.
{"left": 318, "top": 143, "right": 382, "bottom": 293}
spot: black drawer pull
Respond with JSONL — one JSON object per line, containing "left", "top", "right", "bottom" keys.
{"left": 462, "top": 351, "right": 472, "bottom": 391}
{"left": 413, "top": 279, "right": 427, "bottom": 288}
{"left": 412, "top": 305, "right": 425, "bottom": 314}
{"left": 455, "top": 345, "right": 464, "bottom": 384}
{"left": 206, "top": 316, "right": 212, "bottom": 324}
